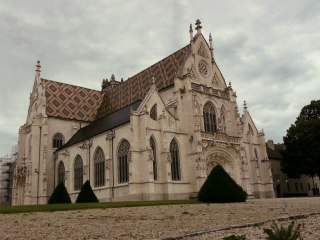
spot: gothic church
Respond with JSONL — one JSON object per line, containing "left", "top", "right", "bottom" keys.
{"left": 12, "top": 20, "right": 274, "bottom": 205}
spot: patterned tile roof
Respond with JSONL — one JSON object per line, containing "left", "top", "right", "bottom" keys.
{"left": 95, "top": 44, "right": 191, "bottom": 119}
{"left": 42, "top": 79, "right": 102, "bottom": 122}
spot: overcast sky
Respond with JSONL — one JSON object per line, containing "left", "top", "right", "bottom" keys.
{"left": 0, "top": 0, "right": 319, "bottom": 156}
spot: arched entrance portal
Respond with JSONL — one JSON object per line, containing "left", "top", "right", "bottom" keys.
{"left": 206, "top": 151, "right": 240, "bottom": 185}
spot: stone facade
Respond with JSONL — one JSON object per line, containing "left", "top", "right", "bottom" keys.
{"left": 12, "top": 20, "right": 274, "bottom": 205}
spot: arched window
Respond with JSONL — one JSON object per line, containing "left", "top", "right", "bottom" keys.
{"left": 170, "top": 139, "right": 181, "bottom": 181}
{"left": 118, "top": 139, "right": 130, "bottom": 183}
{"left": 150, "top": 104, "right": 157, "bottom": 120}
{"left": 203, "top": 102, "right": 217, "bottom": 133}
{"left": 150, "top": 137, "right": 158, "bottom": 181}
{"left": 53, "top": 133, "right": 64, "bottom": 148}
{"left": 74, "top": 155, "right": 83, "bottom": 191}
{"left": 57, "top": 161, "right": 65, "bottom": 185}
{"left": 94, "top": 147, "right": 105, "bottom": 187}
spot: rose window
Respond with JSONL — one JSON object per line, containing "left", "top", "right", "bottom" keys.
{"left": 198, "top": 61, "right": 209, "bottom": 77}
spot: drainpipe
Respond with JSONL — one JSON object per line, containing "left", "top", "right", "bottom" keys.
{"left": 53, "top": 152, "right": 57, "bottom": 189}
{"left": 111, "top": 134, "right": 114, "bottom": 200}
{"left": 88, "top": 139, "right": 92, "bottom": 182}
{"left": 37, "top": 126, "right": 42, "bottom": 205}
{"left": 106, "top": 130, "right": 115, "bottom": 201}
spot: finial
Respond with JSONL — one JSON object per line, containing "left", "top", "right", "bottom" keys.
{"left": 189, "top": 24, "right": 193, "bottom": 41}
{"left": 101, "top": 78, "right": 106, "bottom": 89}
{"left": 209, "top": 33, "right": 214, "bottom": 63}
{"left": 35, "top": 60, "right": 41, "bottom": 73}
{"left": 244, "top": 100, "right": 247, "bottom": 111}
{"left": 195, "top": 19, "right": 202, "bottom": 34}
{"left": 229, "top": 82, "right": 232, "bottom": 88}
{"left": 121, "top": 78, "right": 123, "bottom": 82}
{"left": 110, "top": 74, "right": 115, "bottom": 82}
{"left": 151, "top": 76, "right": 156, "bottom": 85}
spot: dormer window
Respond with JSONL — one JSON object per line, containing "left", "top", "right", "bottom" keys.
{"left": 150, "top": 104, "right": 157, "bottom": 121}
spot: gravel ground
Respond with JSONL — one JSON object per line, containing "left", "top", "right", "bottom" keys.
{"left": 0, "top": 198, "right": 319, "bottom": 240}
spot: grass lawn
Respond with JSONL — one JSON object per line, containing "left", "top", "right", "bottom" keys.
{"left": 0, "top": 199, "right": 199, "bottom": 214}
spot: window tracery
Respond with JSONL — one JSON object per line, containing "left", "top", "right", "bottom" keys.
{"left": 53, "top": 133, "right": 64, "bottom": 149}
{"left": 118, "top": 139, "right": 130, "bottom": 183}
{"left": 150, "top": 104, "right": 157, "bottom": 121}
{"left": 57, "top": 161, "right": 65, "bottom": 185}
{"left": 74, "top": 155, "right": 83, "bottom": 191}
{"left": 203, "top": 102, "right": 217, "bottom": 133}
{"left": 94, "top": 147, "right": 105, "bottom": 187}
{"left": 170, "top": 139, "right": 181, "bottom": 181}
{"left": 198, "top": 61, "right": 209, "bottom": 77}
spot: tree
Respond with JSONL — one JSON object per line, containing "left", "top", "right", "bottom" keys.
{"left": 48, "top": 183, "right": 72, "bottom": 204}
{"left": 281, "top": 100, "right": 320, "bottom": 180}
{"left": 198, "top": 165, "right": 247, "bottom": 203}
{"left": 75, "top": 180, "right": 99, "bottom": 203}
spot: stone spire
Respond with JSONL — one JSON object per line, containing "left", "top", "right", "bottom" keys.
{"left": 101, "top": 78, "right": 108, "bottom": 90}
{"left": 195, "top": 19, "right": 202, "bottom": 34}
{"left": 35, "top": 60, "right": 41, "bottom": 73}
{"left": 209, "top": 33, "right": 214, "bottom": 63}
{"left": 35, "top": 60, "right": 41, "bottom": 84}
{"left": 189, "top": 24, "right": 193, "bottom": 41}
{"left": 110, "top": 74, "right": 116, "bottom": 83}
{"left": 244, "top": 100, "right": 248, "bottom": 112}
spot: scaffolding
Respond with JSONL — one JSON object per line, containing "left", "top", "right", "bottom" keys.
{"left": 0, "top": 156, "right": 16, "bottom": 205}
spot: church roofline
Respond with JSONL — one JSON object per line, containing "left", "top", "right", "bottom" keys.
{"left": 95, "top": 44, "right": 191, "bottom": 119}
{"left": 41, "top": 78, "right": 99, "bottom": 92}
{"left": 42, "top": 78, "right": 102, "bottom": 122}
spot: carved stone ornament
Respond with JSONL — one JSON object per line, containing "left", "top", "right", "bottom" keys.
{"left": 197, "top": 43, "right": 209, "bottom": 58}
{"left": 198, "top": 61, "right": 209, "bottom": 77}
{"left": 206, "top": 152, "right": 234, "bottom": 176}
{"left": 212, "top": 74, "right": 219, "bottom": 85}
{"left": 187, "top": 67, "right": 196, "bottom": 79}
{"left": 166, "top": 152, "right": 172, "bottom": 163}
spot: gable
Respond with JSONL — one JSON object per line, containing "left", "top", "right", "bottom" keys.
{"left": 43, "top": 79, "right": 102, "bottom": 122}
{"left": 183, "top": 33, "right": 227, "bottom": 90}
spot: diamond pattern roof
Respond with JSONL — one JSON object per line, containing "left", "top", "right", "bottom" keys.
{"left": 43, "top": 79, "right": 102, "bottom": 122}
{"left": 95, "top": 44, "right": 191, "bottom": 119}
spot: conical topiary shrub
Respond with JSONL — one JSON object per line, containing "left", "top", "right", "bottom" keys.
{"left": 75, "top": 180, "right": 99, "bottom": 203}
{"left": 198, "top": 165, "right": 247, "bottom": 203}
{"left": 48, "top": 182, "right": 72, "bottom": 204}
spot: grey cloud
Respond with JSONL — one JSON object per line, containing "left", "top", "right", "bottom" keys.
{"left": 1, "top": 0, "right": 320, "bottom": 155}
